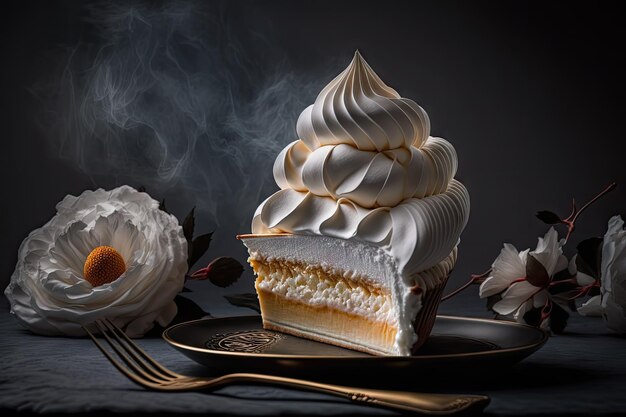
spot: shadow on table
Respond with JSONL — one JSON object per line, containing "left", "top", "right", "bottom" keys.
{"left": 177, "top": 360, "right": 605, "bottom": 396}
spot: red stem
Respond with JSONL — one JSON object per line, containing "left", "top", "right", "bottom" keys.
{"left": 566, "top": 281, "right": 600, "bottom": 300}
{"left": 441, "top": 269, "right": 492, "bottom": 302}
{"left": 548, "top": 278, "right": 578, "bottom": 286}
{"left": 563, "top": 182, "right": 616, "bottom": 242}
{"left": 190, "top": 267, "right": 208, "bottom": 278}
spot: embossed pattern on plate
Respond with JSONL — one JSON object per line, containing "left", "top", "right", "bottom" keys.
{"left": 205, "top": 330, "right": 284, "bottom": 353}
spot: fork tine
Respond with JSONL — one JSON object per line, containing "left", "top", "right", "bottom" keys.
{"left": 82, "top": 324, "right": 162, "bottom": 390}
{"left": 92, "top": 321, "right": 173, "bottom": 384}
{"left": 100, "top": 319, "right": 181, "bottom": 380}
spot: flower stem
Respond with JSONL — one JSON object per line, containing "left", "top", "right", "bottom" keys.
{"left": 566, "top": 281, "right": 601, "bottom": 300}
{"left": 441, "top": 269, "right": 492, "bottom": 302}
{"left": 563, "top": 182, "right": 616, "bottom": 242}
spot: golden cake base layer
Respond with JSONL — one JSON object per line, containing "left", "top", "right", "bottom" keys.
{"left": 256, "top": 288, "right": 397, "bottom": 355}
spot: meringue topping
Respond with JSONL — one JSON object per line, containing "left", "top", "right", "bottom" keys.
{"left": 253, "top": 51, "right": 470, "bottom": 276}
{"left": 296, "top": 51, "right": 431, "bottom": 151}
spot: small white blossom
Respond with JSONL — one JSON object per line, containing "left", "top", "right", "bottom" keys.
{"left": 480, "top": 228, "right": 568, "bottom": 321}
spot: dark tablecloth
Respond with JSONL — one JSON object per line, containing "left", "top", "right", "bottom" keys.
{"left": 2, "top": 294, "right": 626, "bottom": 416}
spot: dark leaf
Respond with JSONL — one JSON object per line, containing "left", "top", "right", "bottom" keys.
{"left": 548, "top": 279, "right": 578, "bottom": 296}
{"left": 549, "top": 302, "right": 570, "bottom": 334}
{"left": 523, "top": 307, "right": 542, "bottom": 327}
{"left": 526, "top": 254, "right": 550, "bottom": 288}
{"left": 143, "top": 295, "right": 210, "bottom": 337}
{"left": 588, "top": 286, "right": 601, "bottom": 297}
{"left": 486, "top": 293, "right": 502, "bottom": 312}
{"left": 183, "top": 207, "right": 195, "bottom": 243}
{"left": 576, "top": 237, "right": 603, "bottom": 280}
{"left": 173, "top": 294, "right": 212, "bottom": 321}
{"left": 188, "top": 232, "right": 213, "bottom": 269}
{"left": 225, "top": 293, "right": 260, "bottom": 313}
{"left": 137, "top": 185, "right": 146, "bottom": 193}
{"left": 568, "top": 299, "right": 578, "bottom": 312}
{"left": 159, "top": 199, "right": 168, "bottom": 213}
{"left": 552, "top": 268, "right": 573, "bottom": 282}
{"left": 551, "top": 289, "right": 583, "bottom": 305}
{"left": 536, "top": 210, "right": 562, "bottom": 225}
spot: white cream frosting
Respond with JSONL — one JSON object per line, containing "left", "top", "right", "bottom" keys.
{"left": 274, "top": 136, "right": 458, "bottom": 208}
{"left": 253, "top": 180, "right": 468, "bottom": 276}
{"left": 253, "top": 51, "right": 469, "bottom": 277}
{"left": 295, "top": 51, "right": 430, "bottom": 151}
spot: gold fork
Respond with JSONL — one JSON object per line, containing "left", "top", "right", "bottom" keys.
{"left": 82, "top": 319, "right": 489, "bottom": 415}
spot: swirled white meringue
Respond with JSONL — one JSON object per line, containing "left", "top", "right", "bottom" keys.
{"left": 252, "top": 180, "right": 469, "bottom": 275}
{"left": 253, "top": 50, "right": 470, "bottom": 277}
{"left": 296, "top": 51, "right": 430, "bottom": 151}
{"left": 274, "top": 136, "right": 458, "bottom": 208}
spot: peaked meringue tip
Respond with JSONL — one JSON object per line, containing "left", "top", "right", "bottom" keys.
{"left": 353, "top": 49, "right": 365, "bottom": 63}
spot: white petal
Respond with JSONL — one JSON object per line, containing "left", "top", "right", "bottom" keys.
{"left": 605, "top": 215, "right": 625, "bottom": 237}
{"left": 479, "top": 275, "right": 510, "bottom": 298}
{"left": 492, "top": 243, "right": 526, "bottom": 278}
{"left": 533, "top": 290, "right": 549, "bottom": 308}
{"left": 603, "top": 298, "right": 626, "bottom": 334}
{"left": 493, "top": 281, "right": 539, "bottom": 315}
{"left": 480, "top": 243, "right": 527, "bottom": 298}
{"left": 519, "top": 248, "right": 530, "bottom": 264}
{"left": 576, "top": 272, "right": 596, "bottom": 286}
{"left": 531, "top": 227, "right": 563, "bottom": 276}
{"left": 155, "top": 301, "right": 178, "bottom": 326}
{"left": 568, "top": 255, "right": 578, "bottom": 275}
{"left": 555, "top": 254, "right": 569, "bottom": 274}
{"left": 49, "top": 221, "right": 94, "bottom": 275}
{"left": 600, "top": 215, "right": 626, "bottom": 333}
{"left": 513, "top": 299, "right": 533, "bottom": 321}
{"left": 578, "top": 295, "right": 603, "bottom": 317}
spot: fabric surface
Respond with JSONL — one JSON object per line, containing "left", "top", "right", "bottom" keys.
{"left": 1, "top": 296, "right": 626, "bottom": 416}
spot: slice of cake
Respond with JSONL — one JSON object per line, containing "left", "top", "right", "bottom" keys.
{"left": 239, "top": 51, "right": 470, "bottom": 356}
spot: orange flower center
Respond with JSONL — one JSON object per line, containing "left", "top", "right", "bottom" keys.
{"left": 83, "top": 246, "right": 126, "bottom": 287}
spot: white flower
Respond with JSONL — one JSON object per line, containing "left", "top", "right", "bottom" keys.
{"left": 4, "top": 186, "right": 188, "bottom": 337}
{"left": 598, "top": 215, "right": 626, "bottom": 333}
{"left": 479, "top": 228, "right": 568, "bottom": 321}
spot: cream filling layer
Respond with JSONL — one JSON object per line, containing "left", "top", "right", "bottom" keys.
{"left": 254, "top": 262, "right": 394, "bottom": 325}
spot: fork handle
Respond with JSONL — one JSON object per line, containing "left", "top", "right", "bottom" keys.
{"left": 218, "top": 373, "right": 489, "bottom": 415}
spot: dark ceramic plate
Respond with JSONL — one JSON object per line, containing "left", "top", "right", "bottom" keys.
{"left": 163, "top": 315, "right": 548, "bottom": 376}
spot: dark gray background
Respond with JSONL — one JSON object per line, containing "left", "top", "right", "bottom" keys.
{"left": 1, "top": 0, "right": 624, "bottom": 316}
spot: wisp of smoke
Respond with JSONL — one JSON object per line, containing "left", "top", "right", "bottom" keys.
{"left": 39, "top": 1, "right": 329, "bottom": 246}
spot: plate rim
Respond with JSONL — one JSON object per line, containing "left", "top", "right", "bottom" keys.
{"left": 162, "top": 314, "right": 549, "bottom": 360}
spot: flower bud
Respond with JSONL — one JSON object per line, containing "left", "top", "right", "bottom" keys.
{"left": 190, "top": 257, "right": 244, "bottom": 288}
